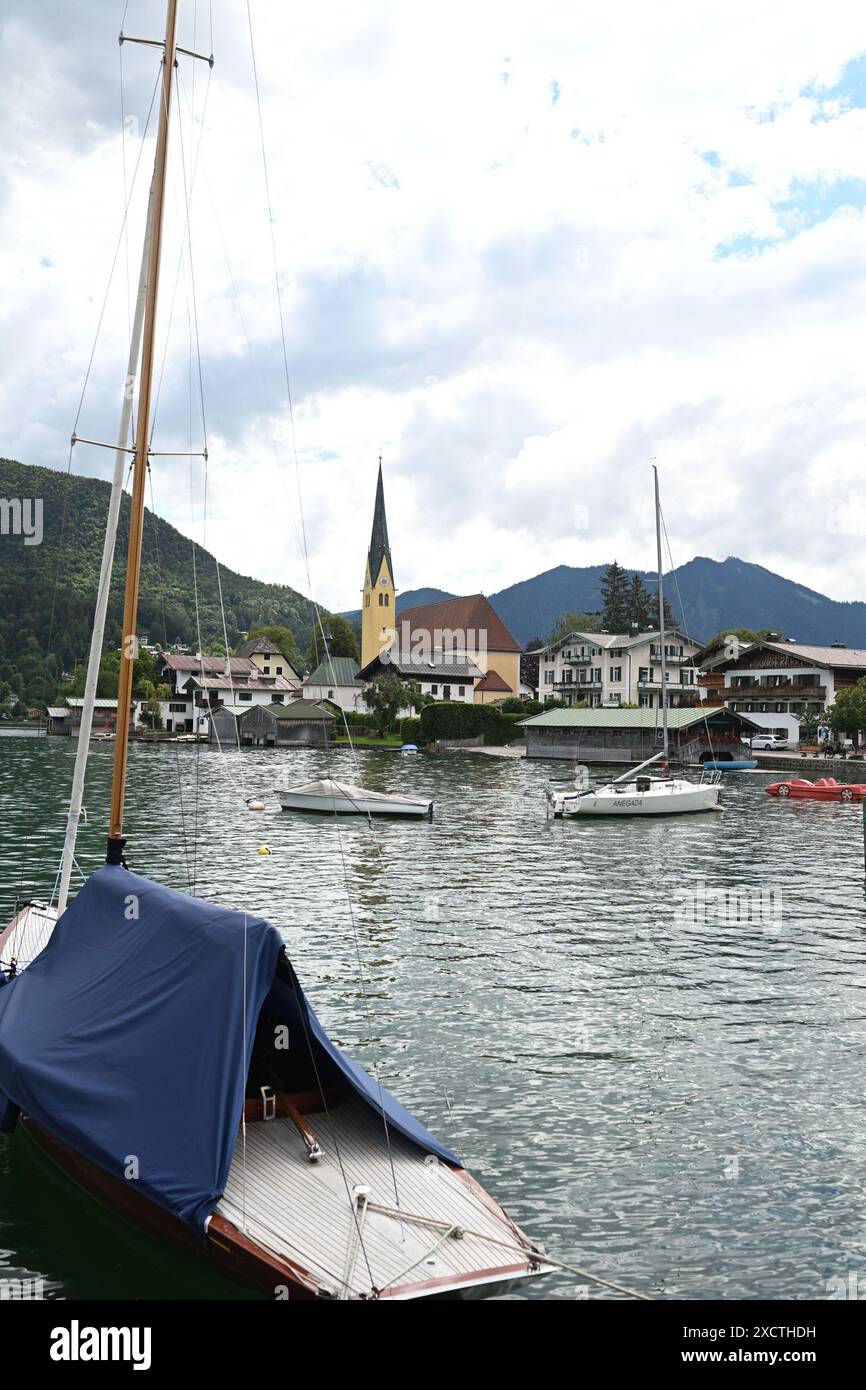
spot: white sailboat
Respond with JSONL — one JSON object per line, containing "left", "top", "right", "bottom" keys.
{"left": 550, "top": 468, "right": 722, "bottom": 818}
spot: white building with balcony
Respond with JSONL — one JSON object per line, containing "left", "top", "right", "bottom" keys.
{"left": 706, "top": 638, "right": 866, "bottom": 741}
{"left": 536, "top": 629, "right": 702, "bottom": 709}
{"left": 153, "top": 651, "right": 302, "bottom": 733}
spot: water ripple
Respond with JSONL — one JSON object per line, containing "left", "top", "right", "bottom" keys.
{"left": 1, "top": 739, "right": 866, "bottom": 1299}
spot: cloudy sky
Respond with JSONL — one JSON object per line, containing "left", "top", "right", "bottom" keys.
{"left": 3, "top": 0, "right": 866, "bottom": 612}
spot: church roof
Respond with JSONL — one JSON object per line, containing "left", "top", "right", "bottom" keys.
{"left": 367, "top": 462, "right": 393, "bottom": 586}
{"left": 398, "top": 594, "right": 521, "bottom": 655}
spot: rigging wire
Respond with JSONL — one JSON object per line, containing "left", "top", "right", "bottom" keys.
{"left": 119, "top": 7, "right": 132, "bottom": 344}
{"left": 145, "top": 468, "right": 194, "bottom": 890}
{"left": 148, "top": 61, "right": 212, "bottom": 447}
{"left": 29, "top": 56, "right": 162, "bottom": 914}
{"left": 243, "top": 0, "right": 408, "bottom": 1247}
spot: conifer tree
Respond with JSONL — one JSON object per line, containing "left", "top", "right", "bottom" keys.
{"left": 626, "top": 574, "right": 655, "bottom": 631}
{"left": 600, "top": 561, "right": 630, "bottom": 632}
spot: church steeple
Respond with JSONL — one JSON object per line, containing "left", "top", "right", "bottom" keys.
{"left": 361, "top": 459, "right": 396, "bottom": 668}
{"left": 367, "top": 459, "right": 393, "bottom": 593}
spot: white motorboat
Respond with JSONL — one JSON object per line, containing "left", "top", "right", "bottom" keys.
{"left": 276, "top": 778, "right": 433, "bottom": 818}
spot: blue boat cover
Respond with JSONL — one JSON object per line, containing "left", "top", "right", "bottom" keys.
{"left": 0, "top": 865, "right": 457, "bottom": 1233}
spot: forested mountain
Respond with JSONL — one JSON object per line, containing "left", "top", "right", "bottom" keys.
{"left": 0, "top": 458, "right": 320, "bottom": 708}
{"left": 483, "top": 558, "right": 866, "bottom": 646}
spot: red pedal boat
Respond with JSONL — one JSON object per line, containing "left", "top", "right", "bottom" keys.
{"left": 765, "top": 777, "right": 866, "bottom": 802}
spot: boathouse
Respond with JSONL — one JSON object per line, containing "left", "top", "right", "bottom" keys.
{"left": 519, "top": 706, "right": 762, "bottom": 762}
{"left": 46, "top": 697, "right": 121, "bottom": 737}
{"left": 209, "top": 699, "right": 334, "bottom": 749}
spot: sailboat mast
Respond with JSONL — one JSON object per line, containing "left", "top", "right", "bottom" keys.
{"left": 107, "top": 0, "right": 179, "bottom": 865}
{"left": 653, "top": 465, "right": 669, "bottom": 762}
{"left": 57, "top": 183, "right": 155, "bottom": 910}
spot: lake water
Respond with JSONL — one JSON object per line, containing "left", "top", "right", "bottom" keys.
{"left": 2, "top": 735, "right": 866, "bottom": 1300}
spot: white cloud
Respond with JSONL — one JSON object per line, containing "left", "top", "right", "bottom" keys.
{"left": 3, "top": 0, "right": 866, "bottom": 616}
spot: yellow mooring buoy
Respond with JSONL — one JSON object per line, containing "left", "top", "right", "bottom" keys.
{"left": 258, "top": 845, "right": 272, "bottom": 857}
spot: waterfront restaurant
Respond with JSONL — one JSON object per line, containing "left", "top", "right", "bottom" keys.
{"left": 519, "top": 705, "right": 763, "bottom": 763}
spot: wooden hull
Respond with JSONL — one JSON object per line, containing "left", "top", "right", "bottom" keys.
{"left": 22, "top": 1116, "right": 546, "bottom": 1301}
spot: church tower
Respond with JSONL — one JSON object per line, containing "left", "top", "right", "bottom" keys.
{"left": 361, "top": 460, "right": 396, "bottom": 668}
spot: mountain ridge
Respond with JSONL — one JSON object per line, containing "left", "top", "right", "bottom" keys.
{"left": 344, "top": 558, "right": 866, "bottom": 647}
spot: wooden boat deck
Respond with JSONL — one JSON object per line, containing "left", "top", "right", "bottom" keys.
{"left": 216, "top": 1097, "right": 541, "bottom": 1299}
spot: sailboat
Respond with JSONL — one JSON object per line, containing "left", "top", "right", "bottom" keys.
{"left": 0, "top": 1, "right": 549, "bottom": 1299}
{"left": 550, "top": 468, "right": 722, "bottom": 818}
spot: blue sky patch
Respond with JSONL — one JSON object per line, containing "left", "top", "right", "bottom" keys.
{"left": 714, "top": 232, "right": 778, "bottom": 260}
{"left": 777, "top": 176, "right": 866, "bottom": 233}
{"left": 804, "top": 51, "right": 866, "bottom": 114}
{"left": 715, "top": 176, "right": 866, "bottom": 258}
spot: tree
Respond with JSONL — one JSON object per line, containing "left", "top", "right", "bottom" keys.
{"left": 547, "top": 612, "right": 601, "bottom": 645}
{"left": 363, "top": 673, "right": 407, "bottom": 734}
{"left": 626, "top": 575, "right": 655, "bottom": 632}
{"left": 97, "top": 650, "right": 120, "bottom": 698}
{"left": 307, "top": 614, "right": 360, "bottom": 670}
{"left": 243, "top": 625, "right": 302, "bottom": 671}
{"left": 138, "top": 681, "right": 170, "bottom": 731}
{"left": 521, "top": 639, "right": 543, "bottom": 693}
{"left": 798, "top": 711, "right": 820, "bottom": 742}
{"left": 600, "top": 562, "right": 630, "bottom": 632}
{"left": 661, "top": 596, "right": 678, "bottom": 630}
{"left": 404, "top": 680, "right": 434, "bottom": 712}
{"left": 826, "top": 680, "right": 866, "bottom": 746}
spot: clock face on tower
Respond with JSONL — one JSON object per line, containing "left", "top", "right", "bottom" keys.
{"left": 380, "top": 576, "right": 388, "bottom": 586}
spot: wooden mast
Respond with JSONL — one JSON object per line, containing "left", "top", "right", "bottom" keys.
{"left": 107, "top": 0, "right": 179, "bottom": 863}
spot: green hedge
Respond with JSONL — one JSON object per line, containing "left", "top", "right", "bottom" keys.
{"left": 419, "top": 702, "right": 527, "bottom": 745}
{"left": 400, "top": 717, "right": 422, "bottom": 744}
